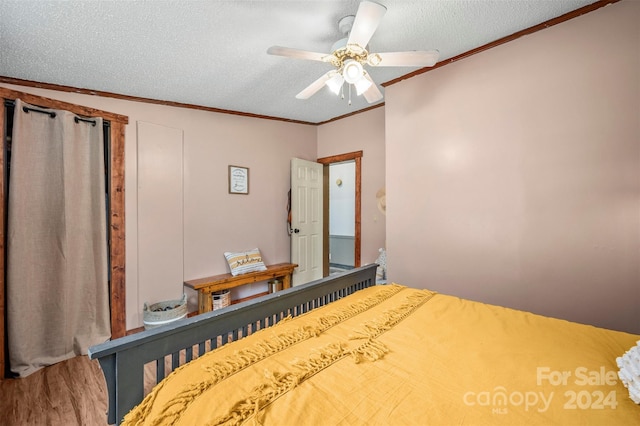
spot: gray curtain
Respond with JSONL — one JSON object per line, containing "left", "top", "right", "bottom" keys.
{"left": 7, "top": 99, "right": 111, "bottom": 377}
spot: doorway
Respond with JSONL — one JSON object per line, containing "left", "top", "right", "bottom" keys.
{"left": 328, "top": 161, "right": 355, "bottom": 274}
{"left": 317, "top": 151, "right": 362, "bottom": 277}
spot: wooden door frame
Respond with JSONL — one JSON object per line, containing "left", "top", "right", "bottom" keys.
{"left": 0, "top": 88, "right": 128, "bottom": 377}
{"left": 317, "top": 151, "right": 362, "bottom": 276}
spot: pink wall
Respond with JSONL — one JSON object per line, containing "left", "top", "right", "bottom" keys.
{"left": 0, "top": 84, "right": 317, "bottom": 328}
{"left": 318, "top": 107, "right": 387, "bottom": 265}
{"left": 385, "top": 1, "right": 639, "bottom": 333}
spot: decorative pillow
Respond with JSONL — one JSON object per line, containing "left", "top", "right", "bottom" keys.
{"left": 617, "top": 340, "right": 640, "bottom": 404}
{"left": 224, "top": 248, "right": 267, "bottom": 276}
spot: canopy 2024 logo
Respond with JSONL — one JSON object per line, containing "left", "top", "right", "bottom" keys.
{"left": 463, "top": 366, "right": 618, "bottom": 415}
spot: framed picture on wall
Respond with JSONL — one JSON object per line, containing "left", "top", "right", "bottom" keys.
{"left": 228, "top": 165, "right": 249, "bottom": 194}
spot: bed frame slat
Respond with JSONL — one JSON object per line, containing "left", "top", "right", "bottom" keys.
{"left": 156, "top": 357, "right": 165, "bottom": 383}
{"left": 88, "top": 264, "right": 377, "bottom": 425}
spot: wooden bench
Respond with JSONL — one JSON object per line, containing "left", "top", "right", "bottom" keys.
{"left": 184, "top": 262, "right": 297, "bottom": 314}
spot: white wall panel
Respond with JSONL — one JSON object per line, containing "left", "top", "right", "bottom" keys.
{"left": 137, "top": 121, "right": 184, "bottom": 320}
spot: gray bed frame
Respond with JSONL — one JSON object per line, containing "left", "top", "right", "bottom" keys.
{"left": 88, "top": 264, "right": 377, "bottom": 425}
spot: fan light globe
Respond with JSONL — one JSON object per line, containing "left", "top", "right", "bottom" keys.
{"left": 326, "top": 73, "right": 345, "bottom": 95}
{"left": 354, "top": 77, "right": 372, "bottom": 95}
{"left": 343, "top": 60, "right": 363, "bottom": 84}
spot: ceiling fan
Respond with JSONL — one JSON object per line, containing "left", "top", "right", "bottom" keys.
{"left": 267, "top": 0, "right": 439, "bottom": 104}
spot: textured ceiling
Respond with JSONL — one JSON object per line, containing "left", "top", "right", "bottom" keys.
{"left": 0, "top": 0, "right": 598, "bottom": 124}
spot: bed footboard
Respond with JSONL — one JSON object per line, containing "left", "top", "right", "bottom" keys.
{"left": 88, "top": 264, "right": 377, "bottom": 425}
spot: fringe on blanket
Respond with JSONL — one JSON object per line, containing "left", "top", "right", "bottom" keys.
{"left": 208, "top": 288, "right": 435, "bottom": 426}
{"left": 122, "top": 285, "right": 411, "bottom": 426}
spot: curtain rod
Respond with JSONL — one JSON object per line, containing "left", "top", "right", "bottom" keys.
{"left": 23, "top": 105, "right": 56, "bottom": 118}
{"left": 74, "top": 116, "right": 97, "bottom": 127}
{"left": 3, "top": 99, "right": 110, "bottom": 128}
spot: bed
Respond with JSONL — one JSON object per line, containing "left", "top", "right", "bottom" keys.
{"left": 88, "top": 264, "right": 640, "bottom": 425}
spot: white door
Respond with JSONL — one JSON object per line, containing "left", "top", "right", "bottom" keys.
{"left": 291, "top": 158, "right": 323, "bottom": 286}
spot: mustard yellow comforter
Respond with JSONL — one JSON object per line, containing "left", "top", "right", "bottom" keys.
{"left": 124, "top": 285, "right": 640, "bottom": 425}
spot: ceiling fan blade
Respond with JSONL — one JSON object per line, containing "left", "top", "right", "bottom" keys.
{"left": 369, "top": 50, "right": 440, "bottom": 67}
{"left": 296, "top": 71, "right": 334, "bottom": 99}
{"left": 361, "top": 72, "right": 383, "bottom": 103}
{"left": 347, "top": 1, "right": 387, "bottom": 49}
{"left": 267, "top": 46, "right": 332, "bottom": 62}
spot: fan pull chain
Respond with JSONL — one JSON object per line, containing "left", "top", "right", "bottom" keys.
{"left": 348, "top": 84, "right": 352, "bottom": 106}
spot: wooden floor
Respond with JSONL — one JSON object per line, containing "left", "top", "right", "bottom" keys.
{"left": 0, "top": 356, "right": 109, "bottom": 426}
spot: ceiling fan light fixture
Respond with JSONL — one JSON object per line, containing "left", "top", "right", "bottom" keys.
{"left": 325, "top": 73, "right": 345, "bottom": 95}
{"left": 267, "top": 0, "right": 435, "bottom": 106}
{"left": 343, "top": 59, "right": 363, "bottom": 84}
